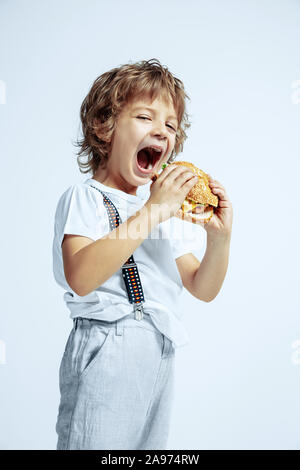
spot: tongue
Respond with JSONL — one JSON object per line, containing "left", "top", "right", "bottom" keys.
{"left": 137, "top": 149, "right": 150, "bottom": 169}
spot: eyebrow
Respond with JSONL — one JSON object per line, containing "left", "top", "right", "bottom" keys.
{"left": 132, "top": 106, "right": 178, "bottom": 123}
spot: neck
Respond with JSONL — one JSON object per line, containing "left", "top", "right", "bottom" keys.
{"left": 92, "top": 170, "right": 138, "bottom": 196}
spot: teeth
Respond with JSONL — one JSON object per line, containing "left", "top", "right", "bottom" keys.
{"left": 136, "top": 145, "right": 162, "bottom": 170}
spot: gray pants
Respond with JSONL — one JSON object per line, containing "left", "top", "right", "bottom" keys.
{"left": 55, "top": 311, "right": 175, "bottom": 450}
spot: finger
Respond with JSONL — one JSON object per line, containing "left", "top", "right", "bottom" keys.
{"left": 207, "top": 173, "right": 222, "bottom": 185}
{"left": 211, "top": 186, "right": 227, "bottom": 199}
{"left": 208, "top": 177, "right": 220, "bottom": 187}
{"left": 208, "top": 178, "right": 220, "bottom": 185}
{"left": 202, "top": 172, "right": 219, "bottom": 187}
{"left": 207, "top": 173, "right": 217, "bottom": 183}
{"left": 209, "top": 182, "right": 225, "bottom": 191}
{"left": 211, "top": 185, "right": 224, "bottom": 193}
{"left": 157, "top": 162, "right": 190, "bottom": 183}
{"left": 181, "top": 174, "right": 198, "bottom": 190}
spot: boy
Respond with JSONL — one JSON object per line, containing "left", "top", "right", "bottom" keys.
{"left": 52, "top": 59, "right": 233, "bottom": 450}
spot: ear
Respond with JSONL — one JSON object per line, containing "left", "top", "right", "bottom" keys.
{"left": 93, "top": 117, "right": 111, "bottom": 143}
{"left": 95, "top": 130, "right": 110, "bottom": 143}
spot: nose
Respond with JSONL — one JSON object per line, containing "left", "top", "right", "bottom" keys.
{"left": 151, "top": 121, "right": 168, "bottom": 140}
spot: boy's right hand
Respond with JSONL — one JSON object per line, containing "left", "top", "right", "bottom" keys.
{"left": 146, "top": 164, "right": 198, "bottom": 223}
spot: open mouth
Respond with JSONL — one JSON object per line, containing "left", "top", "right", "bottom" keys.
{"left": 136, "top": 146, "right": 163, "bottom": 171}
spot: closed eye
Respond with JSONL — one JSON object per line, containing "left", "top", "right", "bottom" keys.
{"left": 137, "top": 116, "right": 176, "bottom": 132}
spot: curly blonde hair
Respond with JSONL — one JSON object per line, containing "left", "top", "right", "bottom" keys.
{"left": 74, "top": 58, "right": 192, "bottom": 175}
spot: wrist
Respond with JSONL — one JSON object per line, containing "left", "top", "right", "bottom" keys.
{"left": 206, "top": 231, "right": 232, "bottom": 246}
{"left": 145, "top": 201, "right": 164, "bottom": 227}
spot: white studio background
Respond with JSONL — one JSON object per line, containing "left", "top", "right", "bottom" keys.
{"left": 0, "top": 0, "right": 299, "bottom": 450}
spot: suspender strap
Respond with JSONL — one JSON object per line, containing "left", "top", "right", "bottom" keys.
{"left": 89, "top": 184, "right": 145, "bottom": 320}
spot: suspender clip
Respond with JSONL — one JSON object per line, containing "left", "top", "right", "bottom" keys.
{"left": 133, "top": 302, "right": 144, "bottom": 321}
{"left": 122, "top": 263, "right": 137, "bottom": 269}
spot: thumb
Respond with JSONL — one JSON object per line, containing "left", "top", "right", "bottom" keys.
{"left": 149, "top": 173, "right": 158, "bottom": 190}
{"left": 151, "top": 173, "right": 158, "bottom": 183}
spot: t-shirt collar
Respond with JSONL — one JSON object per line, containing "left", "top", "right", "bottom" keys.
{"left": 85, "top": 178, "right": 149, "bottom": 204}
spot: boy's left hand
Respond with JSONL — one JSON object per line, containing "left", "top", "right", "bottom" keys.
{"left": 204, "top": 174, "right": 233, "bottom": 239}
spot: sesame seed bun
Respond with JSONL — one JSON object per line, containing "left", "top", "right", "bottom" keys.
{"left": 172, "top": 161, "right": 218, "bottom": 207}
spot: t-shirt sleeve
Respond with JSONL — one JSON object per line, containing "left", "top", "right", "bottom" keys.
{"left": 54, "top": 184, "right": 107, "bottom": 247}
{"left": 167, "top": 216, "right": 203, "bottom": 259}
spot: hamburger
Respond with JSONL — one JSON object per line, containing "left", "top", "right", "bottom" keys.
{"left": 151, "top": 161, "right": 219, "bottom": 224}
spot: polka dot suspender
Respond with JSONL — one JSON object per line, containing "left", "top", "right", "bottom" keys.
{"left": 89, "top": 184, "right": 145, "bottom": 321}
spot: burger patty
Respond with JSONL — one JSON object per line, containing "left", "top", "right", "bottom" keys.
{"left": 181, "top": 198, "right": 207, "bottom": 213}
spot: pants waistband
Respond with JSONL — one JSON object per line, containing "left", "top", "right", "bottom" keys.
{"left": 73, "top": 311, "right": 157, "bottom": 335}
{"left": 72, "top": 311, "right": 173, "bottom": 359}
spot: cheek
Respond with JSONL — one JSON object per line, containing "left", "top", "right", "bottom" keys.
{"left": 117, "top": 128, "right": 139, "bottom": 153}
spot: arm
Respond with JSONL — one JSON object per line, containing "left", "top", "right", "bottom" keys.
{"left": 190, "top": 171, "right": 233, "bottom": 301}
{"left": 63, "top": 202, "right": 161, "bottom": 297}
{"left": 192, "top": 234, "right": 231, "bottom": 302}
{"left": 176, "top": 234, "right": 231, "bottom": 302}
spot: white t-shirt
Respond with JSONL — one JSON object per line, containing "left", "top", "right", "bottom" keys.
{"left": 52, "top": 178, "right": 201, "bottom": 349}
